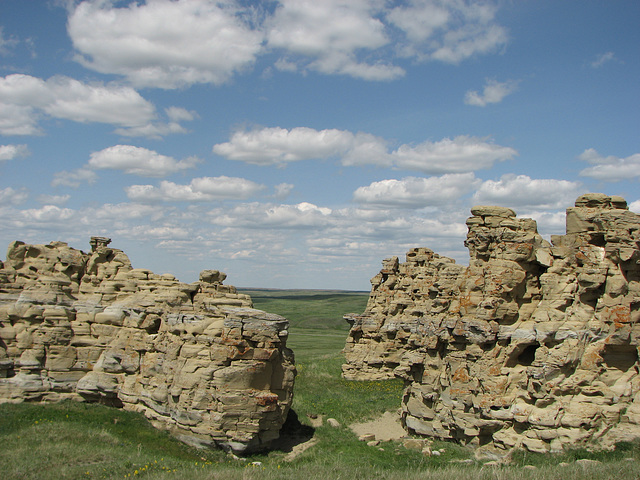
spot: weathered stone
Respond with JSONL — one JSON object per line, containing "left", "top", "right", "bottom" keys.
{"left": 0, "top": 238, "right": 295, "bottom": 454}
{"left": 343, "top": 194, "right": 640, "bottom": 452}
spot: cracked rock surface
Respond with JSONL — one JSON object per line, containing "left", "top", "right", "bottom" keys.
{"left": 343, "top": 194, "right": 640, "bottom": 452}
{"left": 0, "top": 238, "right": 295, "bottom": 454}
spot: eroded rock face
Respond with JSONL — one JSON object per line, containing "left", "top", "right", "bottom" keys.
{"left": 0, "top": 238, "right": 295, "bottom": 453}
{"left": 343, "top": 194, "right": 640, "bottom": 452}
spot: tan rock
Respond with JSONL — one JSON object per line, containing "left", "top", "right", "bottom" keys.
{"left": 343, "top": 194, "right": 640, "bottom": 452}
{"left": 0, "top": 237, "right": 295, "bottom": 454}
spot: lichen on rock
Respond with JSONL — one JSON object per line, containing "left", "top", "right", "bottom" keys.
{"left": 342, "top": 194, "right": 640, "bottom": 452}
{"left": 0, "top": 237, "right": 295, "bottom": 454}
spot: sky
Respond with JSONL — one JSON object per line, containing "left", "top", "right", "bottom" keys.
{"left": 0, "top": 0, "right": 638, "bottom": 290}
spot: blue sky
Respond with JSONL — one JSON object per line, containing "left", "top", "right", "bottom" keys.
{"left": 0, "top": 0, "right": 638, "bottom": 290}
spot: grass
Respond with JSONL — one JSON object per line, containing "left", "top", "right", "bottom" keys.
{"left": 1, "top": 290, "right": 639, "bottom": 479}
{"left": 240, "top": 288, "right": 369, "bottom": 331}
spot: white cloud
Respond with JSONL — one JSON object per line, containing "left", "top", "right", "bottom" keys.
{"left": 210, "top": 201, "right": 333, "bottom": 229}
{"left": 0, "top": 74, "right": 189, "bottom": 137}
{"left": 0, "top": 103, "right": 40, "bottom": 136}
{"left": 266, "top": 0, "right": 404, "bottom": 81}
{"left": 0, "top": 26, "right": 18, "bottom": 56}
{"left": 89, "top": 202, "right": 166, "bottom": 222}
{"left": 388, "top": 0, "right": 508, "bottom": 63}
{"left": 390, "top": 135, "right": 517, "bottom": 173}
{"left": 0, "top": 194, "right": 474, "bottom": 289}
{"left": 353, "top": 173, "right": 479, "bottom": 208}
{"left": 340, "top": 133, "right": 391, "bottom": 167}
{"left": 523, "top": 211, "right": 568, "bottom": 237}
{"left": 629, "top": 200, "right": 640, "bottom": 214}
{"left": 590, "top": 51, "right": 616, "bottom": 68}
{"left": 472, "top": 174, "right": 582, "bottom": 210}
{"left": 126, "top": 176, "right": 265, "bottom": 202}
{"left": 578, "top": 148, "right": 640, "bottom": 182}
{"left": 51, "top": 168, "right": 98, "bottom": 188}
{"left": 213, "top": 126, "right": 357, "bottom": 166}
{"left": 0, "top": 187, "right": 29, "bottom": 206}
{"left": 22, "top": 205, "right": 76, "bottom": 223}
{"left": 126, "top": 224, "right": 192, "bottom": 240}
{"left": 165, "top": 107, "right": 198, "bottom": 123}
{"left": 88, "top": 145, "right": 200, "bottom": 177}
{"left": 267, "top": 0, "right": 507, "bottom": 79}
{"left": 0, "top": 144, "right": 29, "bottom": 161}
{"left": 66, "top": 0, "right": 508, "bottom": 85}
{"left": 38, "top": 194, "right": 71, "bottom": 205}
{"left": 68, "top": 0, "right": 263, "bottom": 89}
{"left": 386, "top": 0, "right": 450, "bottom": 43}
{"left": 114, "top": 122, "right": 189, "bottom": 138}
{"left": 274, "top": 183, "right": 294, "bottom": 198}
{"left": 214, "top": 127, "right": 515, "bottom": 173}
{"left": 42, "top": 76, "right": 155, "bottom": 126}
{"left": 465, "top": 78, "right": 518, "bottom": 106}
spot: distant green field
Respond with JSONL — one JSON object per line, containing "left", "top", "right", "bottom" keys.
{"left": 1, "top": 290, "right": 639, "bottom": 479}
{"left": 240, "top": 288, "right": 369, "bottom": 331}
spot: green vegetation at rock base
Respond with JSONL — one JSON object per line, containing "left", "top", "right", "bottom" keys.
{"left": 1, "top": 290, "right": 638, "bottom": 479}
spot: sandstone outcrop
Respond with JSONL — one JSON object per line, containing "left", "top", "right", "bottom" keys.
{"left": 0, "top": 238, "right": 295, "bottom": 453}
{"left": 343, "top": 194, "right": 640, "bottom": 452}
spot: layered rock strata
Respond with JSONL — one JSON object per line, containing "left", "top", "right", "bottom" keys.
{"left": 343, "top": 194, "right": 640, "bottom": 452}
{"left": 0, "top": 238, "right": 295, "bottom": 453}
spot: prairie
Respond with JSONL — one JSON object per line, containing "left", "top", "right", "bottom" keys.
{"left": 0, "top": 290, "right": 638, "bottom": 479}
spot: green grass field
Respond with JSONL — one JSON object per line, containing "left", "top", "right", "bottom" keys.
{"left": 240, "top": 288, "right": 369, "bottom": 332}
{"left": 1, "top": 290, "right": 639, "bottom": 479}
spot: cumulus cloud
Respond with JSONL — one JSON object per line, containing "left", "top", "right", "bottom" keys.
{"left": 578, "top": 148, "right": 640, "bottom": 182}
{"left": 214, "top": 127, "right": 515, "bottom": 173}
{"left": 267, "top": 0, "right": 404, "bottom": 80}
{"left": 0, "top": 74, "right": 192, "bottom": 137}
{"left": 51, "top": 168, "right": 98, "bottom": 188}
{"left": 213, "top": 127, "right": 359, "bottom": 166}
{"left": 38, "top": 194, "right": 71, "bottom": 205}
{"left": 353, "top": 173, "right": 479, "bottom": 208}
{"left": 21, "top": 205, "right": 76, "bottom": 224}
{"left": 126, "top": 176, "right": 265, "bottom": 202}
{"left": 0, "top": 187, "right": 29, "bottom": 206}
{"left": 0, "top": 144, "right": 29, "bottom": 161}
{"left": 210, "top": 202, "right": 333, "bottom": 229}
{"left": 88, "top": 145, "right": 200, "bottom": 177}
{"left": 0, "top": 102, "right": 40, "bottom": 136}
{"left": 274, "top": 183, "right": 294, "bottom": 199}
{"left": 390, "top": 136, "right": 517, "bottom": 173}
{"left": 472, "top": 174, "right": 582, "bottom": 209}
{"left": 464, "top": 78, "right": 519, "bottom": 106}
{"left": 165, "top": 107, "right": 198, "bottom": 123}
{"left": 630, "top": 200, "right": 640, "bottom": 214}
{"left": 388, "top": 0, "right": 508, "bottom": 63}
{"left": 68, "top": 0, "right": 263, "bottom": 89}
{"left": 66, "top": 0, "right": 508, "bottom": 85}
{"left": 0, "top": 192, "right": 474, "bottom": 288}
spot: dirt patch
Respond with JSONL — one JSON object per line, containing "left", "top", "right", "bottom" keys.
{"left": 349, "top": 410, "right": 407, "bottom": 442}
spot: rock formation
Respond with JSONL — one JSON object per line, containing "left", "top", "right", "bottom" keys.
{"left": 343, "top": 194, "right": 640, "bottom": 452}
{"left": 0, "top": 238, "right": 295, "bottom": 454}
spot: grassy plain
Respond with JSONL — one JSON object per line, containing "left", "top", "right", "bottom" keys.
{"left": 1, "top": 290, "right": 639, "bottom": 479}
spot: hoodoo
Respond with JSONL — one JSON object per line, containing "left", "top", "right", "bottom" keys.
{"left": 343, "top": 194, "right": 640, "bottom": 452}
{"left": 0, "top": 238, "right": 295, "bottom": 454}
